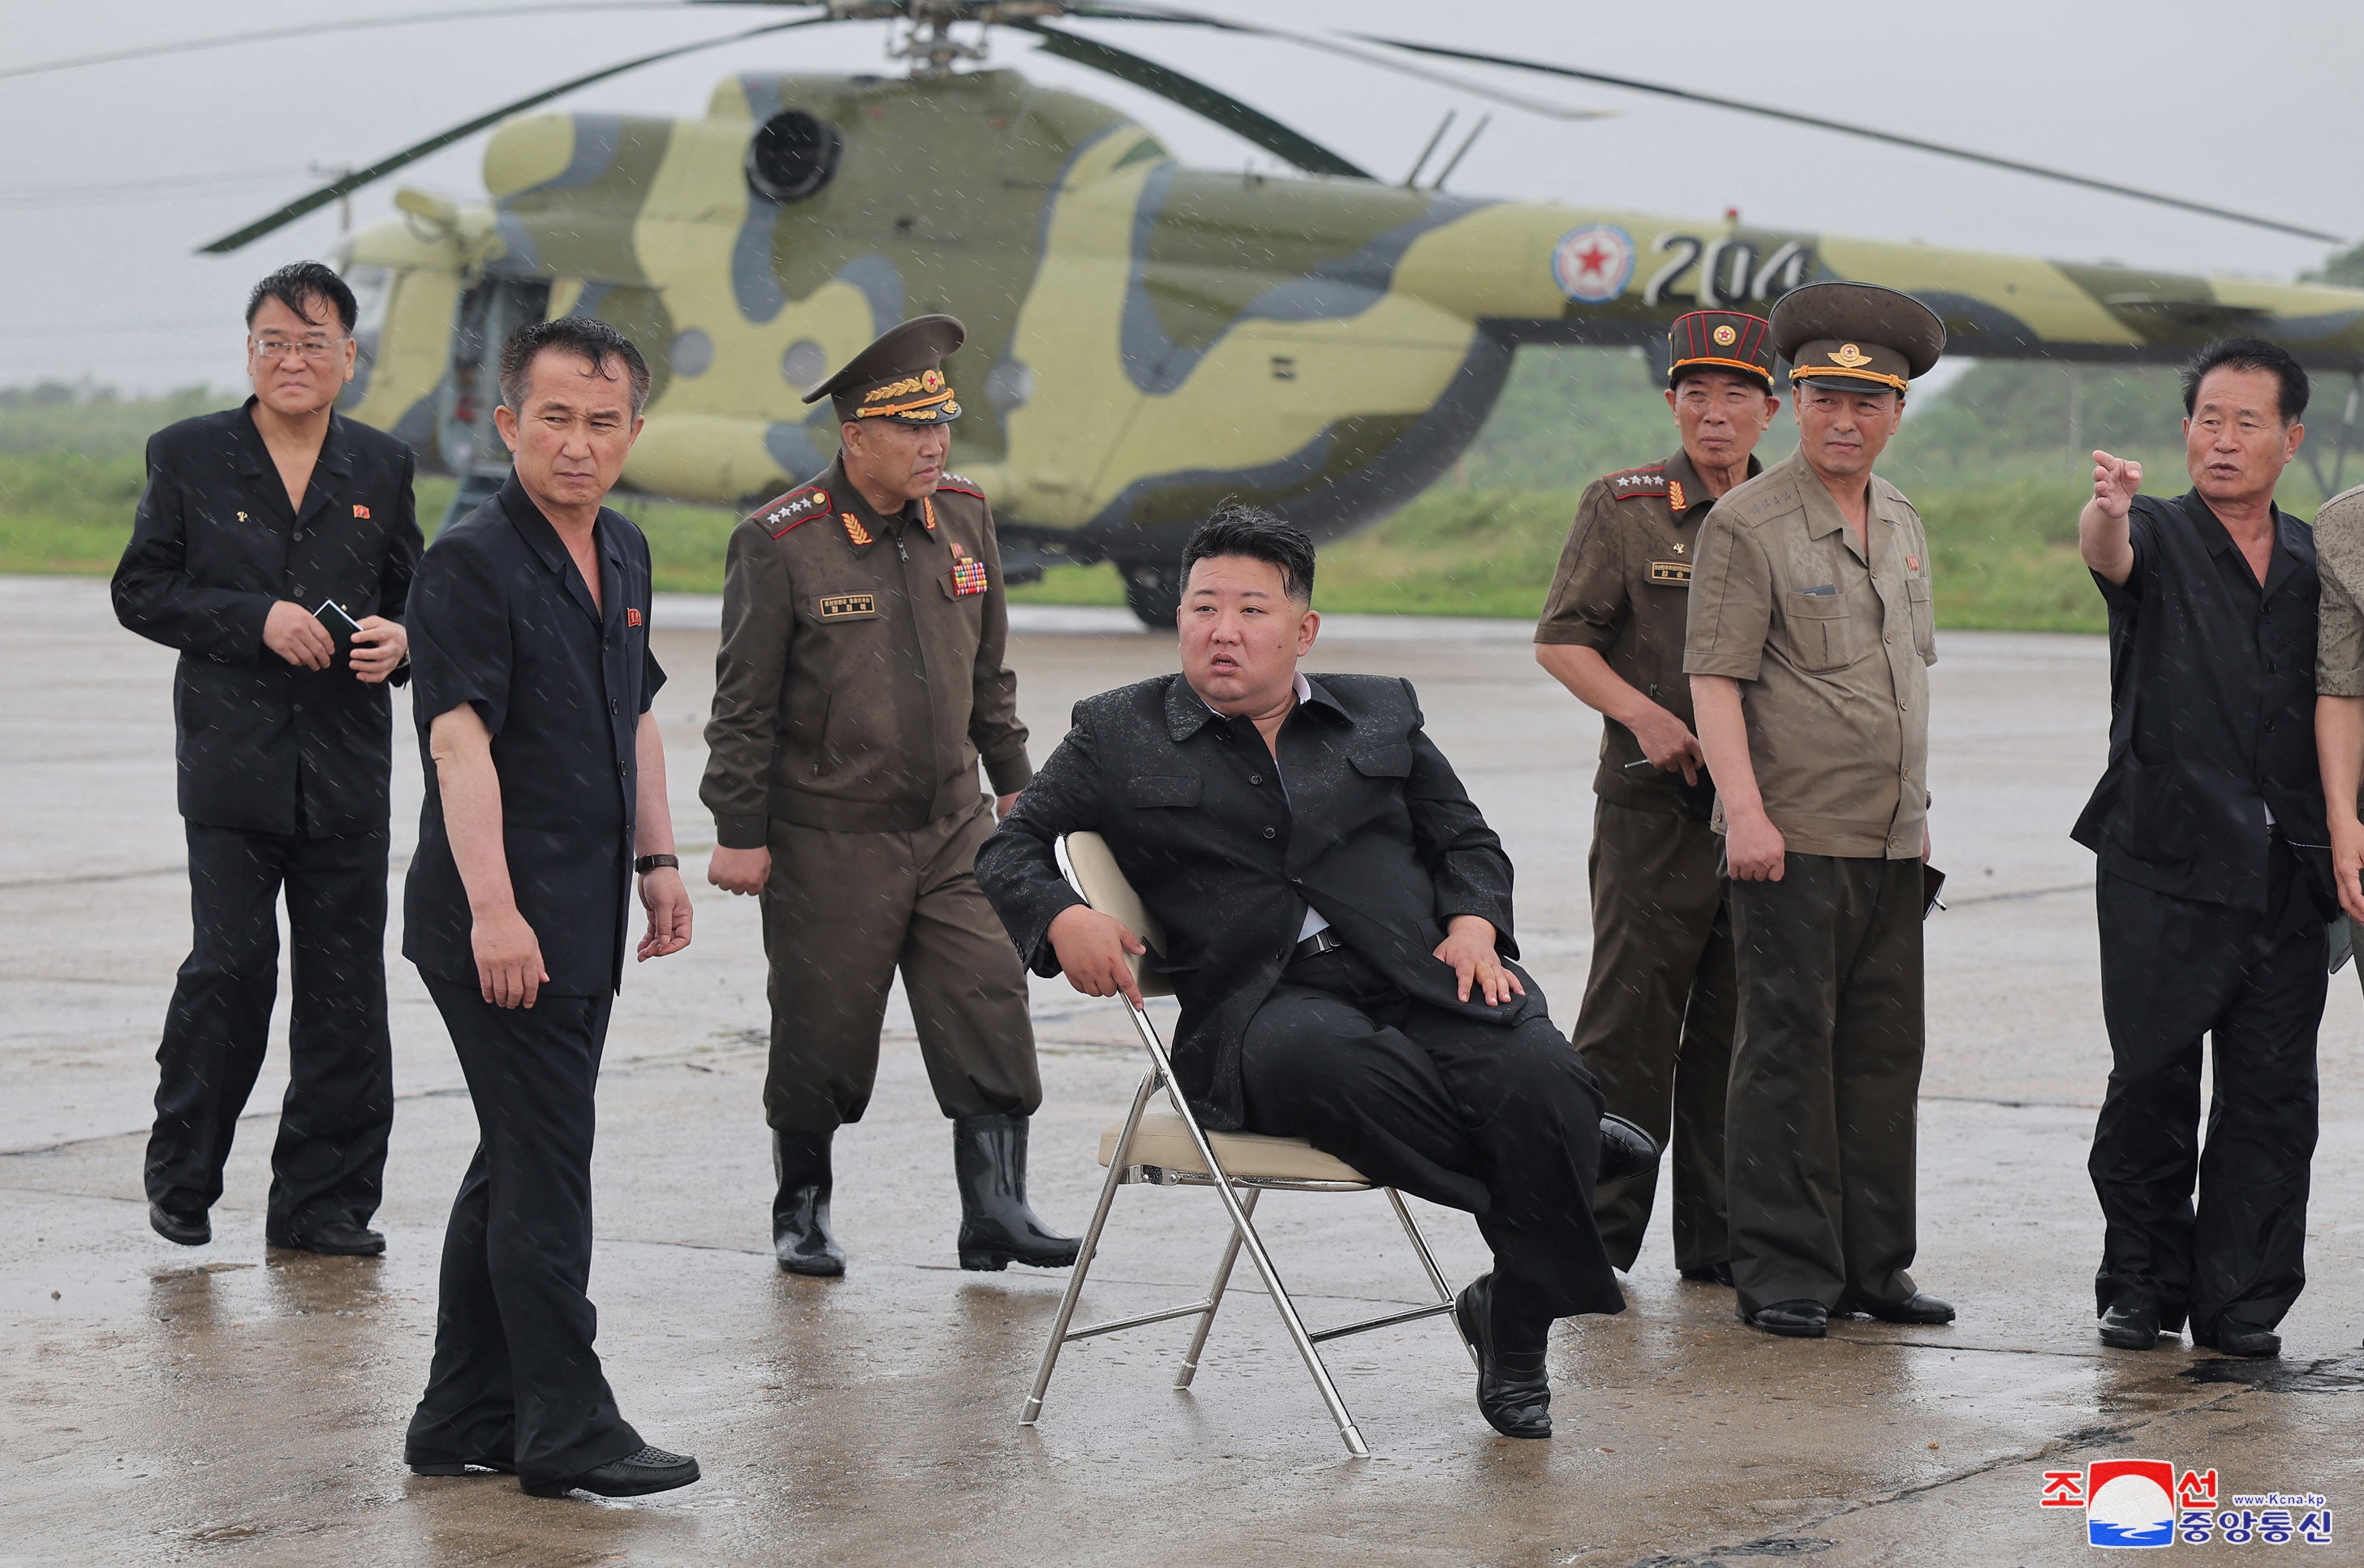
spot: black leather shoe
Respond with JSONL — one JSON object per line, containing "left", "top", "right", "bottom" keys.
{"left": 1596, "top": 1114, "right": 1659, "bottom": 1186}
{"left": 1678, "top": 1261, "right": 1735, "bottom": 1286}
{"left": 408, "top": 1456, "right": 516, "bottom": 1476}
{"left": 1746, "top": 1299, "right": 1829, "bottom": 1338}
{"left": 772, "top": 1129, "right": 846, "bottom": 1277}
{"left": 265, "top": 1218, "right": 385, "bottom": 1256}
{"left": 1867, "top": 1292, "right": 1956, "bottom": 1325}
{"left": 149, "top": 1201, "right": 209, "bottom": 1247}
{"left": 2199, "top": 1324, "right": 2281, "bottom": 1359}
{"left": 954, "top": 1114, "right": 1080, "bottom": 1271}
{"left": 1454, "top": 1274, "right": 1552, "bottom": 1439}
{"left": 522, "top": 1445, "right": 700, "bottom": 1499}
{"left": 2099, "top": 1304, "right": 2161, "bottom": 1350}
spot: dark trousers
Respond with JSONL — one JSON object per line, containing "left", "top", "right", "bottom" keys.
{"left": 146, "top": 820, "right": 392, "bottom": 1229}
{"left": 1573, "top": 799, "right": 1733, "bottom": 1273}
{"left": 760, "top": 799, "right": 1040, "bottom": 1135}
{"left": 1725, "top": 854, "right": 1925, "bottom": 1317}
{"left": 407, "top": 976, "right": 641, "bottom": 1487}
{"left": 2091, "top": 862, "right": 2323, "bottom": 1338}
{"left": 1237, "top": 947, "right": 1626, "bottom": 1323}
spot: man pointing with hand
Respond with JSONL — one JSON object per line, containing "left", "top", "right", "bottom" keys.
{"left": 2073, "top": 337, "right": 2330, "bottom": 1360}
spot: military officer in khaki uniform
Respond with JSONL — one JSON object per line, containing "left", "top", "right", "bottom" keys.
{"left": 1535, "top": 310, "right": 1782, "bottom": 1287}
{"left": 703, "top": 316, "right": 1077, "bottom": 1277}
{"left": 1684, "top": 282, "right": 1955, "bottom": 1338}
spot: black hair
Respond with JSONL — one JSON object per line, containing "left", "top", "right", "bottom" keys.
{"left": 244, "top": 261, "right": 357, "bottom": 335}
{"left": 1181, "top": 501, "right": 1315, "bottom": 605}
{"left": 498, "top": 317, "right": 653, "bottom": 416}
{"left": 2181, "top": 336, "right": 2309, "bottom": 424}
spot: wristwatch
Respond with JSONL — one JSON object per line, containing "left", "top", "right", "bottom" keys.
{"left": 634, "top": 854, "right": 680, "bottom": 875}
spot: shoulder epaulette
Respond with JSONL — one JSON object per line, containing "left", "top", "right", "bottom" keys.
{"left": 934, "top": 473, "right": 986, "bottom": 500}
{"left": 1603, "top": 463, "right": 1668, "bottom": 500}
{"left": 757, "top": 481, "right": 835, "bottom": 538}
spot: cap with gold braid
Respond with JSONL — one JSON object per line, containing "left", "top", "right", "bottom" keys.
{"left": 801, "top": 313, "right": 967, "bottom": 425}
{"left": 1667, "top": 309, "right": 1776, "bottom": 390}
{"left": 1769, "top": 282, "right": 1945, "bottom": 395}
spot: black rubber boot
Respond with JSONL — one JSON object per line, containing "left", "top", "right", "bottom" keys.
{"left": 953, "top": 1114, "right": 1080, "bottom": 1271}
{"left": 772, "top": 1129, "right": 845, "bottom": 1277}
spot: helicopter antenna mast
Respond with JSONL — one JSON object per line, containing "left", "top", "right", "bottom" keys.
{"left": 1401, "top": 110, "right": 1454, "bottom": 188}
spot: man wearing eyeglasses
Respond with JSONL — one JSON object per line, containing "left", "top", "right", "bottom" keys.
{"left": 113, "top": 261, "right": 424, "bottom": 1256}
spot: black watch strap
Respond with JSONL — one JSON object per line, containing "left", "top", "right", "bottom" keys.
{"left": 634, "top": 854, "right": 680, "bottom": 875}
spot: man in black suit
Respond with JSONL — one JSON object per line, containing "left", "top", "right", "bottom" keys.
{"left": 400, "top": 317, "right": 699, "bottom": 1499}
{"left": 978, "top": 506, "right": 1640, "bottom": 1441}
{"left": 113, "top": 261, "right": 423, "bottom": 1254}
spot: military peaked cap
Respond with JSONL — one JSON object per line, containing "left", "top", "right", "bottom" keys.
{"left": 1668, "top": 309, "right": 1776, "bottom": 390}
{"left": 802, "top": 313, "right": 967, "bottom": 425}
{"left": 1770, "top": 282, "right": 1945, "bottom": 395}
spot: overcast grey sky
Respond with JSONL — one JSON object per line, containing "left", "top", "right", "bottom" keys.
{"left": 3, "top": 0, "right": 2358, "bottom": 394}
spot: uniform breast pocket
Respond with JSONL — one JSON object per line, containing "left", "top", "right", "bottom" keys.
{"left": 1906, "top": 575, "right": 1937, "bottom": 662}
{"left": 1123, "top": 773, "right": 1202, "bottom": 808}
{"left": 1784, "top": 589, "right": 1862, "bottom": 674}
{"left": 1349, "top": 743, "right": 1414, "bottom": 778}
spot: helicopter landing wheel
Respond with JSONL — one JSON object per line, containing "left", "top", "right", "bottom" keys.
{"left": 1119, "top": 559, "right": 1182, "bottom": 628}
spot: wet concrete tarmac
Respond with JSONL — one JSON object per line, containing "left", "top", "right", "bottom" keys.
{"left": 3, "top": 574, "right": 2360, "bottom": 1566}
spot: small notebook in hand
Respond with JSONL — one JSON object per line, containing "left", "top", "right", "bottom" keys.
{"left": 312, "top": 600, "right": 363, "bottom": 661}
{"left": 1923, "top": 864, "right": 1948, "bottom": 919}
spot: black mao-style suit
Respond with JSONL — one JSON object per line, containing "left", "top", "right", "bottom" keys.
{"left": 111, "top": 399, "right": 421, "bottom": 1234}
{"left": 977, "top": 673, "right": 1624, "bottom": 1322}
{"left": 400, "top": 473, "right": 665, "bottom": 1488}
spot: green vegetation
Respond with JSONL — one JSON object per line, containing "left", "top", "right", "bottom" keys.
{"left": 8, "top": 351, "right": 2359, "bottom": 632}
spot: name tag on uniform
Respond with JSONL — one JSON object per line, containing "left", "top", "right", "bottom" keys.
{"left": 814, "top": 592, "right": 878, "bottom": 621}
{"left": 1647, "top": 559, "right": 1693, "bottom": 585}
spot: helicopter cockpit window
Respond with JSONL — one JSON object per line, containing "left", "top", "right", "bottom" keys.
{"left": 340, "top": 265, "right": 392, "bottom": 398}
{"left": 745, "top": 111, "right": 842, "bottom": 205}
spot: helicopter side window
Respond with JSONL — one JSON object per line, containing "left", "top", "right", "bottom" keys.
{"left": 338, "top": 265, "right": 393, "bottom": 398}
{"left": 746, "top": 110, "right": 842, "bottom": 205}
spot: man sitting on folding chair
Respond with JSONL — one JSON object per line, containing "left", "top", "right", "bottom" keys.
{"left": 976, "top": 504, "right": 1653, "bottom": 1440}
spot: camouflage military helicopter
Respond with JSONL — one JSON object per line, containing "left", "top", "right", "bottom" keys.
{"left": 129, "top": 0, "right": 2364, "bottom": 622}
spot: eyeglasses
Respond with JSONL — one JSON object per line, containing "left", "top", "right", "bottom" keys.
{"left": 250, "top": 337, "right": 345, "bottom": 362}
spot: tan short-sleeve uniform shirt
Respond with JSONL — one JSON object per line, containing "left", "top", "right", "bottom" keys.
{"left": 2315, "top": 483, "right": 2364, "bottom": 700}
{"left": 1682, "top": 450, "right": 1936, "bottom": 859}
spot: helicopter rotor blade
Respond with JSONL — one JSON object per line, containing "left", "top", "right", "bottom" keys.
{"left": 1347, "top": 33, "right": 2345, "bottom": 246}
{"left": 196, "top": 13, "right": 833, "bottom": 254}
{"left": 0, "top": 2, "right": 782, "bottom": 85}
{"left": 1058, "top": 3, "right": 1611, "bottom": 123}
{"left": 1014, "top": 22, "right": 1370, "bottom": 179}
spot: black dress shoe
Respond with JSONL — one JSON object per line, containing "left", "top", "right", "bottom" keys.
{"left": 954, "top": 1114, "right": 1080, "bottom": 1271}
{"left": 1867, "top": 1292, "right": 1956, "bottom": 1325}
{"left": 149, "top": 1201, "right": 209, "bottom": 1247}
{"left": 1746, "top": 1299, "right": 1829, "bottom": 1338}
{"left": 265, "top": 1218, "right": 385, "bottom": 1256}
{"left": 523, "top": 1445, "right": 700, "bottom": 1499}
{"left": 773, "top": 1130, "right": 846, "bottom": 1277}
{"left": 408, "top": 1456, "right": 516, "bottom": 1476}
{"left": 1678, "top": 1261, "right": 1735, "bottom": 1286}
{"left": 1453, "top": 1274, "right": 1552, "bottom": 1439}
{"left": 1596, "top": 1114, "right": 1660, "bottom": 1186}
{"left": 2099, "top": 1304, "right": 2161, "bottom": 1350}
{"left": 2198, "top": 1324, "right": 2281, "bottom": 1359}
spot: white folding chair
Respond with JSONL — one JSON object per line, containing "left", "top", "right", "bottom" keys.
{"left": 1018, "top": 833, "right": 1472, "bottom": 1458}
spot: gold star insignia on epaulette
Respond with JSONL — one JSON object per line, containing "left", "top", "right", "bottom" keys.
{"left": 842, "top": 511, "right": 873, "bottom": 547}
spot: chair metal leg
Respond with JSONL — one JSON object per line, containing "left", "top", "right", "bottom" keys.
{"left": 1020, "top": 1070, "right": 1157, "bottom": 1426}
{"left": 1387, "top": 1187, "right": 1478, "bottom": 1369}
{"left": 1174, "top": 1186, "right": 1256, "bottom": 1389}
{"left": 1125, "top": 998, "right": 1370, "bottom": 1459}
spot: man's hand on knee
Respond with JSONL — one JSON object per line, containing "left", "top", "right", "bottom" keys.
{"left": 1435, "top": 915, "right": 1524, "bottom": 1007}
{"left": 1049, "top": 904, "right": 1147, "bottom": 1006}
